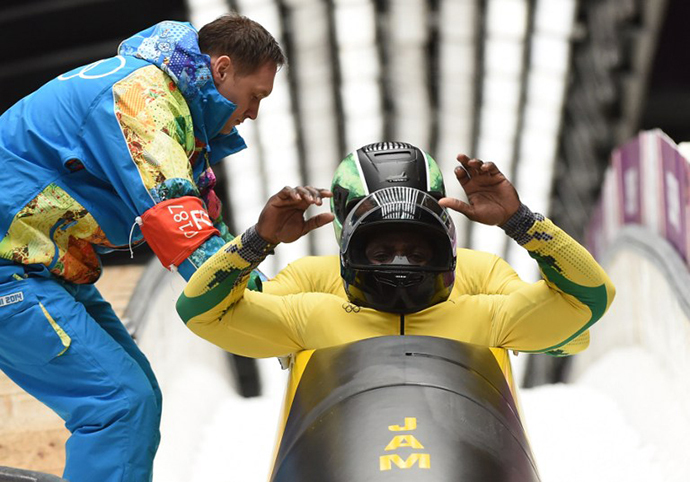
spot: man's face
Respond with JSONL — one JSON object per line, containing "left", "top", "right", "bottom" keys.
{"left": 211, "top": 56, "right": 278, "bottom": 134}
{"left": 364, "top": 230, "right": 433, "bottom": 266}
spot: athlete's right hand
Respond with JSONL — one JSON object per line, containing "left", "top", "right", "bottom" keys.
{"left": 255, "top": 186, "right": 334, "bottom": 245}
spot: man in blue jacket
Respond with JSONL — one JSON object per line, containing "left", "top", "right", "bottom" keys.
{"left": 0, "top": 14, "right": 284, "bottom": 482}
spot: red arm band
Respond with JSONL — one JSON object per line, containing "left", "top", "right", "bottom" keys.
{"left": 139, "top": 197, "right": 220, "bottom": 269}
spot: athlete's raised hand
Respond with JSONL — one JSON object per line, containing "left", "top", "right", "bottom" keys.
{"left": 439, "top": 155, "right": 520, "bottom": 227}
{"left": 255, "top": 186, "right": 335, "bottom": 244}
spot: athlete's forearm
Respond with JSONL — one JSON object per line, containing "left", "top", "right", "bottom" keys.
{"left": 176, "top": 226, "right": 275, "bottom": 324}
{"left": 501, "top": 204, "right": 615, "bottom": 355}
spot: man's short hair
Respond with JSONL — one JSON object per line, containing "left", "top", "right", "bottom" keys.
{"left": 198, "top": 14, "right": 286, "bottom": 76}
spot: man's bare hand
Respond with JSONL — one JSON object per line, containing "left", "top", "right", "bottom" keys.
{"left": 255, "top": 186, "right": 335, "bottom": 244}
{"left": 438, "top": 155, "right": 520, "bottom": 226}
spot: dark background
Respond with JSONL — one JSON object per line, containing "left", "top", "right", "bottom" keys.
{"left": 2, "top": 1, "right": 687, "bottom": 264}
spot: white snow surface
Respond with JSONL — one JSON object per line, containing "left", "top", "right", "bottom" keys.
{"left": 521, "top": 346, "right": 690, "bottom": 482}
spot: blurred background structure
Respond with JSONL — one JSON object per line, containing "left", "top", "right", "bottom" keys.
{"left": 3, "top": 0, "right": 687, "bottom": 273}
{"left": 2, "top": 0, "right": 690, "bottom": 480}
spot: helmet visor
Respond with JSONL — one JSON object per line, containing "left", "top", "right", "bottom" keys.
{"left": 341, "top": 187, "right": 456, "bottom": 272}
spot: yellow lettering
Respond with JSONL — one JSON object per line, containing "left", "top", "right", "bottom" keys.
{"left": 384, "top": 434, "right": 425, "bottom": 451}
{"left": 388, "top": 417, "right": 417, "bottom": 431}
{"left": 379, "top": 453, "right": 431, "bottom": 471}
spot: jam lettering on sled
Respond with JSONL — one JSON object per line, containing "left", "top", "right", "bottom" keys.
{"left": 379, "top": 417, "right": 431, "bottom": 471}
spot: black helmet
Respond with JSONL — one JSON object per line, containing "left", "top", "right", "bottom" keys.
{"left": 340, "top": 186, "right": 457, "bottom": 314}
{"left": 330, "top": 142, "right": 446, "bottom": 243}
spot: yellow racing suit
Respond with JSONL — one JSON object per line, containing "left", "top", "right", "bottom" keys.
{"left": 176, "top": 205, "right": 615, "bottom": 358}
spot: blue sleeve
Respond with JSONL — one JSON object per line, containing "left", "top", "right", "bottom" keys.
{"left": 78, "top": 63, "right": 229, "bottom": 278}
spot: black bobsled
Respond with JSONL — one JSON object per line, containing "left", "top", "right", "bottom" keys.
{"left": 269, "top": 335, "right": 540, "bottom": 481}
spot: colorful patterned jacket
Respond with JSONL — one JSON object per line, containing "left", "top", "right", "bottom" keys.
{"left": 0, "top": 21, "right": 244, "bottom": 283}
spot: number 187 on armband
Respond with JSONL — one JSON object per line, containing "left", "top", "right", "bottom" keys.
{"left": 139, "top": 196, "right": 220, "bottom": 269}
{"left": 167, "top": 204, "right": 214, "bottom": 239}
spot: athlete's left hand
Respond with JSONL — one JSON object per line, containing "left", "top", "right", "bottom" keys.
{"left": 439, "top": 155, "right": 521, "bottom": 226}
{"left": 255, "top": 186, "right": 334, "bottom": 244}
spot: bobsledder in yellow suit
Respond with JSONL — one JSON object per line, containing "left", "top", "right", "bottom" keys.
{"left": 176, "top": 208, "right": 615, "bottom": 360}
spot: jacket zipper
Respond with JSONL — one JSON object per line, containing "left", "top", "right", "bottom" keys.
{"left": 399, "top": 314, "right": 405, "bottom": 335}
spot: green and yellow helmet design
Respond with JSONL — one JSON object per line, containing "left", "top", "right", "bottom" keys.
{"left": 330, "top": 142, "right": 445, "bottom": 242}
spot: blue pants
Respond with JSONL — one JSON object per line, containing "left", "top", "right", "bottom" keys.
{"left": 0, "top": 264, "right": 162, "bottom": 481}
